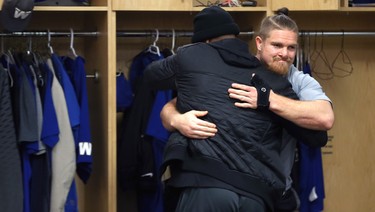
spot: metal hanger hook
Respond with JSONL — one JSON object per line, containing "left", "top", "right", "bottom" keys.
{"left": 153, "top": 29, "right": 159, "bottom": 46}
{"left": 171, "top": 29, "right": 176, "bottom": 54}
{"left": 70, "top": 28, "right": 78, "bottom": 57}
{"left": 47, "top": 29, "right": 54, "bottom": 54}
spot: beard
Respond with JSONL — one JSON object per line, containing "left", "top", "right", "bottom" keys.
{"left": 267, "top": 56, "right": 291, "bottom": 76}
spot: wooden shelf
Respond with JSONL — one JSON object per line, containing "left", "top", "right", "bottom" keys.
{"left": 113, "top": 0, "right": 192, "bottom": 11}
{"left": 271, "top": 0, "right": 340, "bottom": 11}
{"left": 339, "top": 6, "right": 375, "bottom": 11}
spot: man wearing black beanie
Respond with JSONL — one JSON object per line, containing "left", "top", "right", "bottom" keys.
{"left": 191, "top": 5, "right": 240, "bottom": 43}
{"left": 144, "top": 6, "right": 327, "bottom": 212}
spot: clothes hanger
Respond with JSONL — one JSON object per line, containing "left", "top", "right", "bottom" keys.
{"left": 301, "top": 32, "right": 312, "bottom": 74}
{"left": 295, "top": 32, "right": 302, "bottom": 71}
{"left": 299, "top": 32, "right": 306, "bottom": 72}
{"left": 22, "top": 36, "right": 35, "bottom": 65}
{"left": 31, "top": 45, "right": 45, "bottom": 87}
{"left": 146, "top": 29, "right": 160, "bottom": 56}
{"left": 331, "top": 30, "right": 353, "bottom": 78}
{"left": 27, "top": 37, "right": 32, "bottom": 55}
{"left": 70, "top": 28, "right": 78, "bottom": 58}
{"left": 171, "top": 29, "right": 176, "bottom": 55}
{"left": 308, "top": 32, "right": 320, "bottom": 73}
{"left": 305, "top": 32, "right": 311, "bottom": 65}
{"left": 24, "top": 36, "right": 44, "bottom": 87}
{"left": 47, "top": 29, "right": 54, "bottom": 54}
{"left": 116, "top": 70, "right": 123, "bottom": 77}
{"left": 310, "top": 32, "right": 334, "bottom": 80}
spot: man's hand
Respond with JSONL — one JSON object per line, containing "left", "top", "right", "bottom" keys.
{"left": 228, "top": 83, "right": 259, "bottom": 109}
{"left": 171, "top": 110, "right": 217, "bottom": 139}
{"left": 161, "top": 98, "right": 217, "bottom": 139}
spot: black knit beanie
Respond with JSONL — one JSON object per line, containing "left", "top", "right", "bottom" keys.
{"left": 192, "top": 6, "right": 240, "bottom": 43}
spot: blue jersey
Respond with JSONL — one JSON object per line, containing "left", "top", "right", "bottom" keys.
{"left": 40, "top": 63, "right": 60, "bottom": 148}
{"left": 116, "top": 72, "right": 133, "bottom": 112}
{"left": 62, "top": 56, "right": 93, "bottom": 183}
{"left": 299, "top": 143, "right": 325, "bottom": 212}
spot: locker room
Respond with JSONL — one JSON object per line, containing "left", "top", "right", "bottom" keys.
{"left": 0, "top": 0, "right": 374, "bottom": 211}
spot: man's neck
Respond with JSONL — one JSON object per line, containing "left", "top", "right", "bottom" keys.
{"left": 255, "top": 54, "right": 261, "bottom": 60}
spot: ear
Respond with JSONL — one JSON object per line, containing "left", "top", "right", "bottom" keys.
{"left": 255, "top": 36, "right": 263, "bottom": 51}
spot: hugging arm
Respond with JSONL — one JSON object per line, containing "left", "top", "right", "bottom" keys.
{"left": 250, "top": 74, "right": 328, "bottom": 147}
{"left": 272, "top": 114, "right": 328, "bottom": 147}
{"left": 160, "top": 98, "right": 217, "bottom": 138}
{"left": 145, "top": 55, "right": 218, "bottom": 138}
{"left": 143, "top": 55, "right": 178, "bottom": 90}
{"left": 229, "top": 84, "right": 334, "bottom": 130}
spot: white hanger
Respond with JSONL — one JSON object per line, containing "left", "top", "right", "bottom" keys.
{"left": 47, "top": 29, "right": 54, "bottom": 54}
{"left": 147, "top": 29, "right": 160, "bottom": 56}
{"left": 70, "top": 28, "right": 78, "bottom": 58}
{"left": 27, "top": 37, "right": 32, "bottom": 55}
{"left": 171, "top": 29, "right": 176, "bottom": 55}
{"left": 5, "top": 54, "right": 14, "bottom": 87}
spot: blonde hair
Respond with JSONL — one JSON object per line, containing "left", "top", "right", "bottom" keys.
{"left": 258, "top": 7, "right": 299, "bottom": 39}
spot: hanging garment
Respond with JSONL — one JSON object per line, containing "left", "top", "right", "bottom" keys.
{"left": 12, "top": 56, "right": 39, "bottom": 212}
{"left": 50, "top": 54, "right": 80, "bottom": 138}
{"left": 37, "top": 61, "right": 60, "bottom": 212}
{"left": 116, "top": 72, "right": 133, "bottom": 112}
{"left": 1, "top": 52, "right": 49, "bottom": 212}
{"left": 118, "top": 49, "right": 175, "bottom": 212}
{"left": 118, "top": 50, "right": 164, "bottom": 192}
{"left": 139, "top": 89, "right": 172, "bottom": 212}
{"left": 13, "top": 56, "right": 39, "bottom": 145}
{"left": 0, "top": 65, "right": 23, "bottom": 212}
{"left": 28, "top": 61, "right": 50, "bottom": 212}
{"left": 62, "top": 55, "right": 93, "bottom": 183}
{"left": 141, "top": 50, "right": 174, "bottom": 212}
{"left": 20, "top": 57, "right": 46, "bottom": 154}
{"left": 50, "top": 54, "right": 83, "bottom": 212}
{"left": 47, "top": 58, "right": 77, "bottom": 212}
{"left": 1, "top": 49, "right": 88, "bottom": 211}
{"left": 62, "top": 55, "right": 93, "bottom": 212}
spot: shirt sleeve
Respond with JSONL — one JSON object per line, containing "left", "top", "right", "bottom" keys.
{"left": 287, "top": 65, "right": 331, "bottom": 102}
{"left": 143, "top": 55, "right": 178, "bottom": 90}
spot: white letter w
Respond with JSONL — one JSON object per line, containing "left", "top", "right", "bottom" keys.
{"left": 14, "top": 8, "right": 32, "bottom": 19}
{"left": 79, "top": 142, "right": 93, "bottom": 156}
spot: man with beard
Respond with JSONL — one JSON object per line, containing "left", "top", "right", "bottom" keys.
{"left": 159, "top": 7, "right": 334, "bottom": 212}
{"left": 161, "top": 8, "right": 333, "bottom": 137}
{"left": 144, "top": 6, "right": 328, "bottom": 212}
